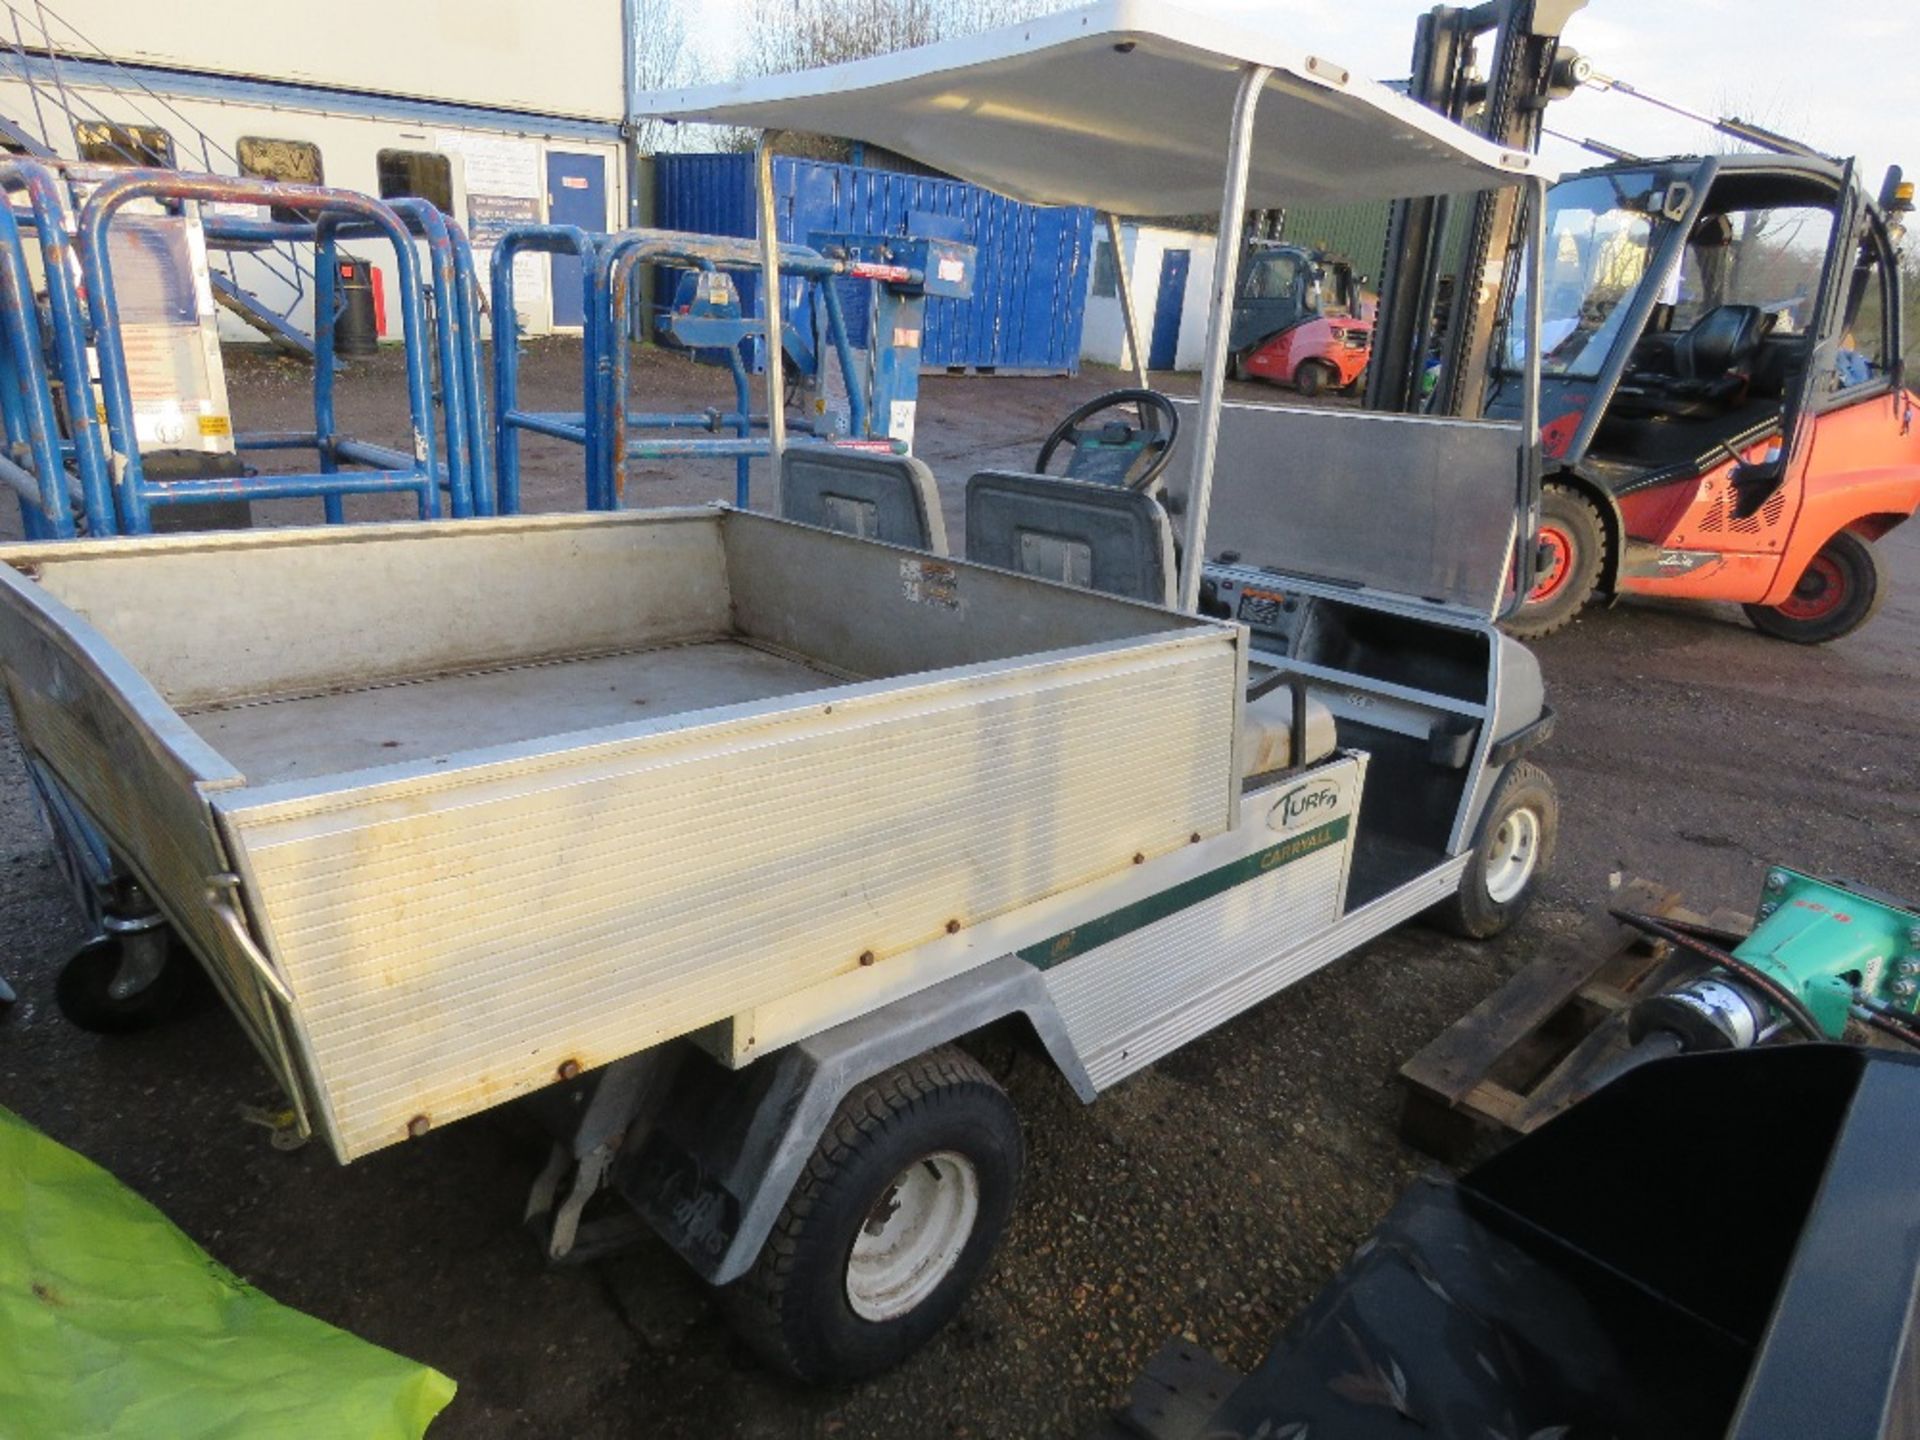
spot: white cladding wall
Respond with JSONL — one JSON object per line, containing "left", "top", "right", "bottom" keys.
{"left": 1081, "top": 224, "right": 1217, "bottom": 374}
{"left": 47, "top": 0, "right": 624, "bottom": 122}
{"left": 0, "top": 75, "right": 622, "bottom": 338}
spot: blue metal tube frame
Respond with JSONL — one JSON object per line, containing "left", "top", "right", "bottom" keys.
{"left": 602, "top": 231, "right": 876, "bottom": 509}
{"left": 0, "top": 201, "right": 72, "bottom": 536}
{"left": 331, "top": 201, "right": 491, "bottom": 517}
{"left": 75, "top": 171, "right": 442, "bottom": 533}
{"left": 491, "top": 224, "right": 599, "bottom": 514}
{"left": 1, "top": 160, "right": 115, "bottom": 535}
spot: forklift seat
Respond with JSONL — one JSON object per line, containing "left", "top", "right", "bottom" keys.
{"left": 963, "top": 470, "right": 1177, "bottom": 607}
{"left": 779, "top": 448, "right": 947, "bottom": 554}
{"left": 1614, "top": 304, "right": 1768, "bottom": 420}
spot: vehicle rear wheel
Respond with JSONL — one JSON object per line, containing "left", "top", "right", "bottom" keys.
{"left": 1229, "top": 349, "right": 1250, "bottom": 381}
{"left": 1293, "top": 359, "right": 1335, "bottom": 397}
{"left": 724, "top": 1045, "right": 1023, "bottom": 1383}
{"left": 55, "top": 930, "right": 191, "bottom": 1034}
{"left": 1743, "top": 531, "right": 1886, "bottom": 644}
{"left": 1429, "top": 760, "right": 1558, "bottom": 940}
{"left": 1506, "top": 484, "right": 1605, "bottom": 639}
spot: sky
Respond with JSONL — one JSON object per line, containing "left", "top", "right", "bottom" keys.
{"left": 680, "top": 0, "right": 1914, "bottom": 191}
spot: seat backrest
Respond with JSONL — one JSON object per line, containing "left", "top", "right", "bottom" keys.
{"left": 779, "top": 448, "right": 948, "bottom": 555}
{"left": 963, "top": 470, "right": 1176, "bottom": 607}
{"left": 1675, "top": 304, "right": 1765, "bottom": 381}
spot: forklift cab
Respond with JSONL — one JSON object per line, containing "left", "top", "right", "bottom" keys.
{"left": 1485, "top": 153, "right": 1918, "bottom": 643}
{"left": 1491, "top": 157, "right": 1900, "bottom": 469}
{"left": 1229, "top": 242, "right": 1361, "bottom": 355}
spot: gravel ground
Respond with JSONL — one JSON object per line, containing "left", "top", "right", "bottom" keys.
{"left": 0, "top": 341, "right": 1915, "bottom": 1438}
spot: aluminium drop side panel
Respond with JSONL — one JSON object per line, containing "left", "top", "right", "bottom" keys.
{"left": 1043, "top": 754, "right": 1364, "bottom": 1088}
{"left": 215, "top": 626, "right": 1240, "bottom": 1162}
{"left": 0, "top": 564, "right": 308, "bottom": 1115}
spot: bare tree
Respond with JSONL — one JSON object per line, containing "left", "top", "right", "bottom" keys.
{"left": 629, "top": 0, "right": 693, "bottom": 156}
{"left": 729, "top": 0, "right": 1066, "bottom": 156}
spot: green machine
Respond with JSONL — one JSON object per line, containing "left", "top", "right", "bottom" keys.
{"left": 1612, "top": 869, "right": 1920, "bottom": 1060}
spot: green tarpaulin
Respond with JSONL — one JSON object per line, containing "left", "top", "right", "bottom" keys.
{"left": 0, "top": 1106, "right": 455, "bottom": 1438}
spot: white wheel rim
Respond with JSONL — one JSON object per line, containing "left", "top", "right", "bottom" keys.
{"left": 845, "top": 1151, "right": 980, "bottom": 1322}
{"left": 1484, "top": 805, "right": 1541, "bottom": 905}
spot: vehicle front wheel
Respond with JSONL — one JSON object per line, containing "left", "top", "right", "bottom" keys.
{"left": 1293, "top": 359, "right": 1335, "bottom": 397}
{"left": 724, "top": 1045, "right": 1023, "bottom": 1383}
{"left": 1743, "top": 530, "right": 1886, "bottom": 644}
{"left": 1429, "top": 760, "right": 1558, "bottom": 940}
{"left": 1506, "top": 484, "right": 1606, "bottom": 639}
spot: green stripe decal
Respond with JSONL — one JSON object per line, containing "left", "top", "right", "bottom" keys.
{"left": 1017, "top": 816, "right": 1350, "bottom": 971}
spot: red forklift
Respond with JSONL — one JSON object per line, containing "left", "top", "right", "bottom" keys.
{"left": 1488, "top": 157, "right": 1919, "bottom": 641}
{"left": 1228, "top": 241, "right": 1372, "bottom": 397}
{"left": 1366, "top": 0, "right": 1918, "bottom": 643}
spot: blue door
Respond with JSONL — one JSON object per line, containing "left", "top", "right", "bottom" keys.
{"left": 545, "top": 152, "right": 607, "bottom": 328}
{"left": 1147, "top": 249, "right": 1189, "bottom": 372}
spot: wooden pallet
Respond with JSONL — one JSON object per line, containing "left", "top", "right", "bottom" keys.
{"left": 1398, "top": 879, "right": 1755, "bottom": 1164}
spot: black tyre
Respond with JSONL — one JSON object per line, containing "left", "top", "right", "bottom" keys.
{"left": 725, "top": 1045, "right": 1023, "bottom": 1384}
{"left": 1293, "top": 359, "right": 1334, "bottom": 398}
{"left": 1743, "top": 531, "right": 1886, "bottom": 644}
{"left": 1429, "top": 761, "right": 1558, "bottom": 940}
{"left": 1507, "top": 484, "right": 1606, "bottom": 639}
{"left": 55, "top": 932, "right": 190, "bottom": 1034}
{"left": 1229, "top": 349, "right": 1249, "bottom": 381}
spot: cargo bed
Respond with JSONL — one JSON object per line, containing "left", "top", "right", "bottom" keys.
{"left": 0, "top": 510, "right": 1244, "bottom": 1160}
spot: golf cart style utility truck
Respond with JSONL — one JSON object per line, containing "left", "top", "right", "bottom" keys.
{"left": 1490, "top": 154, "right": 1918, "bottom": 640}
{"left": 0, "top": 0, "right": 1558, "bottom": 1384}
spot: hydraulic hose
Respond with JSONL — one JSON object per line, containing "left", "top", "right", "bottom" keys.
{"left": 1610, "top": 908, "right": 1827, "bottom": 1041}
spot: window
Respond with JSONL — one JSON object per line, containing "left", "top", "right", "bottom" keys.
{"left": 376, "top": 149, "right": 453, "bottom": 215}
{"left": 1837, "top": 232, "right": 1895, "bottom": 391}
{"left": 74, "top": 121, "right": 173, "bottom": 168}
{"left": 1090, "top": 239, "right": 1118, "bottom": 299}
{"left": 237, "top": 137, "right": 324, "bottom": 223}
{"left": 1243, "top": 252, "right": 1300, "bottom": 300}
{"left": 1671, "top": 205, "right": 1834, "bottom": 334}
{"left": 1508, "top": 168, "right": 1661, "bottom": 377}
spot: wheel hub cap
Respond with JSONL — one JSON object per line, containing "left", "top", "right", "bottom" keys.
{"left": 1485, "top": 806, "right": 1542, "bottom": 905}
{"left": 845, "top": 1151, "right": 980, "bottom": 1322}
{"left": 1528, "top": 526, "right": 1573, "bottom": 603}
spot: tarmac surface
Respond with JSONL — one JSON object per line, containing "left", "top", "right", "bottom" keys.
{"left": 0, "top": 342, "right": 1915, "bottom": 1438}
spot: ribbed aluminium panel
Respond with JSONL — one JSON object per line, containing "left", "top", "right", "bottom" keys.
{"left": 1046, "top": 756, "right": 1372, "bottom": 1089}
{"left": 220, "top": 634, "right": 1237, "bottom": 1161}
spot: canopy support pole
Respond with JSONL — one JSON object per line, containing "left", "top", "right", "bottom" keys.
{"left": 755, "top": 135, "right": 787, "bottom": 490}
{"left": 1178, "top": 63, "right": 1269, "bottom": 612}
{"left": 1510, "top": 173, "right": 1547, "bottom": 611}
{"left": 1105, "top": 212, "right": 1148, "bottom": 389}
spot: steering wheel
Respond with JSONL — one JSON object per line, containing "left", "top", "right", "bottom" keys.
{"left": 1035, "top": 388, "right": 1180, "bottom": 491}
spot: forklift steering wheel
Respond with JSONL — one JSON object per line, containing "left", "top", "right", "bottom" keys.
{"left": 1035, "top": 388, "right": 1180, "bottom": 491}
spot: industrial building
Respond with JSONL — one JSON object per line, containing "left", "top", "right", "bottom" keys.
{"left": 0, "top": 0, "right": 631, "bottom": 337}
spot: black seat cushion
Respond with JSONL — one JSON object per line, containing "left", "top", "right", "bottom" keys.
{"left": 1673, "top": 304, "right": 1765, "bottom": 383}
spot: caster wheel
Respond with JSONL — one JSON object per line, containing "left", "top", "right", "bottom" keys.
{"left": 55, "top": 930, "right": 191, "bottom": 1034}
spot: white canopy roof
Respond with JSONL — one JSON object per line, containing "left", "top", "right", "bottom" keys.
{"left": 632, "top": 0, "right": 1550, "bottom": 217}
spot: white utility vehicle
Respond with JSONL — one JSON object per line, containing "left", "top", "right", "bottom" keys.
{"left": 0, "top": 0, "right": 1556, "bottom": 1382}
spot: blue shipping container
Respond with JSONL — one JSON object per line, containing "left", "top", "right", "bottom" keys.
{"left": 654, "top": 153, "right": 1093, "bottom": 375}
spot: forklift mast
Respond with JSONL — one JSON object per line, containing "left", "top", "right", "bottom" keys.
{"left": 1366, "top": 0, "right": 1588, "bottom": 417}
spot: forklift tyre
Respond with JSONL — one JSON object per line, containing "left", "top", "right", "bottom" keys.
{"left": 1429, "top": 761, "right": 1557, "bottom": 941}
{"left": 724, "top": 1045, "right": 1023, "bottom": 1384}
{"left": 1506, "top": 485, "right": 1605, "bottom": 639}
{"left": 1743, "top": 531, "right": 1885, "bottom": 645}
{"left": 1293, "top": 360, "right": 1335, "bottom": 398}
{"left": 54, "top": 932, "right": 192, "bottom": 1034}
